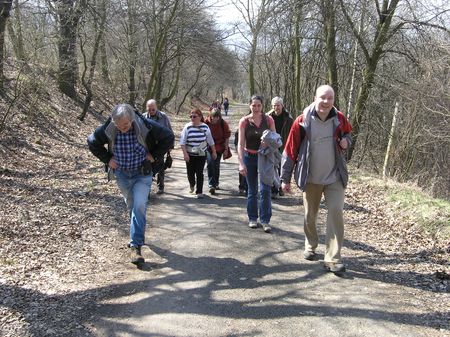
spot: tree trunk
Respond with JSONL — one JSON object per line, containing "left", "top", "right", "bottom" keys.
{"left": 341, "top": 0, "right": 401, "bottom": 160}
{"left": 57, "top": 0, "right": 84, "bottom": 99}
{"left": 293, "top": 4, "right": 302, "bottom": 116}
{"left": 248, "top": 34, "right": 257, "bottom": 95}
{"left": 382, "top": 101, "right": 399, "bottom": 179}
{"left": 78, "top": 0, "right": 107, "bottom": 121}
{"left": 144, "top": 0, "right": 180, "bottom": 105}
{"left": 0, "top": 0, "right": 13, "bottom": 93}
{"left": 322, "top": 0, "right": 339, "bottom": 108}
{"left": 127, "top": 0, "right": 137, "bottom": 106}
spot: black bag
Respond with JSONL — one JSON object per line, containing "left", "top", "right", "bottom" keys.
{"left": 164, "top": 153, "right": 173, "bottom": 169}
{"left": 141, "top": 159, "right": 153, "bottom": 175}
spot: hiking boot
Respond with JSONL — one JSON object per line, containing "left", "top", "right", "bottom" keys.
{"left": 209, "top": 186, "right": 216, "bottom": 195}
{"left": 196, "top": 193, "right": 204, "bottom": 199}
{"left": 262, "top": 224, "right": 271, "bottom": 233}
{"left": 156, "top": 188, "right": 164, "bottom": 195}
{"left": 303, "top": 251, "right": 317, "bottom": 261}
{"left": 248, "top": 220, "right": 258, "bottom": 228}
{"left": 130, "top": 246, "right": 145, "bottom": 265}
{"left": 324, "top": 262, "right": 346, "bottom": 274}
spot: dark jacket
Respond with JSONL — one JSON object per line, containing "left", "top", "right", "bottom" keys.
{"left": 87, "top": 111, "right": 174, "bottom": 171}
{"left": 266, "top": 108, "right": 294, "bottom": 152}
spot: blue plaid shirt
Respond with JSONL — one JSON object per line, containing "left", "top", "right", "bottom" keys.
{"left": 113, "top": 127, "right": 147, "bottom": 170}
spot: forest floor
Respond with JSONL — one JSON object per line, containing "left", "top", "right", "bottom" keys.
{"left": 0, "top": 91, "right": 449, "bottom": 337}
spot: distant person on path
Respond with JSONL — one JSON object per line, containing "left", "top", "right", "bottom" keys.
{"left": 238, "top": 95, "right": 276, "bottom": 233}
{"left": 180, "top": 108, "right": 217, "bottom": 198}
{"left": 267, "top": 96, "right": 294, "bottom": 198}
{"left": 205, "top": 108, "right": 231, "bottom": 194}
{"left": 223, "top": 97, "right": 230, "bottom": 116}
{"left": 87, "top": 103, "right": 174, "bottom": 265}
{"left": 210, "top": 100, "right": 221, "bottom": 111}
{"left": 143, "top": 99, "right": 173, "bottom": 195}
{"left": 281, "top": 85, "right": 352, "bottom": 274}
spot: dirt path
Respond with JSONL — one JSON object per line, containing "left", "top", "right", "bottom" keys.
{"left": 85, "top": 105, "right": 448, "bottom": 337}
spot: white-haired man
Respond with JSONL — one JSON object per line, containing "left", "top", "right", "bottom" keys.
{"left": 143, "top": 99, "right": 173, "bottom": 194}
{"left": 88, "top": 104, "right": 174, "bottom": 265}
{"left": 267, "top": 96, "right": 293, "bottom": 197}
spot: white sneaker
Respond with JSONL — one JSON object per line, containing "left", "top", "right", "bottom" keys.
{"left": 248, "top": 220, "right": 258, "bottom": 228}
{"left": 196, "top": 193, "right": 204, "bottom": 199}
{"left": 262, "top": 224, "right": 271, "bottom": 233}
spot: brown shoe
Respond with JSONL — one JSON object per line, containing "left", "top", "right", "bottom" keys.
{"left": 324, "top": 262, "right": 346, "bottom": 274}
{"left": 130, "top": 245, "right": 145, "bottom": 265}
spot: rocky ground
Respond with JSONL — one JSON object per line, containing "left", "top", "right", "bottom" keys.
{"left": 0, "top": 91, "right": 448, "bottom": 336}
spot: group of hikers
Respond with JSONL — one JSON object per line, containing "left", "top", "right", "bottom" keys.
{"left": 87, "top": 84, "right": 352, "bottom": 275}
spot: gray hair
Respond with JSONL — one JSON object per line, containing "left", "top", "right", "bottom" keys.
{"left": 271, "top": 96, "right": 283, "bottom": 105}
{"left": 111, "top": 104, "right": 135, "bottom": 123}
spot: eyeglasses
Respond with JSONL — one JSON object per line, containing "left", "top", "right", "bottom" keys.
{"left": 190, "top": 115, "right": 199, "bottom": 119}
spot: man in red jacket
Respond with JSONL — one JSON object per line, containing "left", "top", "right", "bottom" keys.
{"left": 280, "top": 85, "right": 352, "bottom": 274}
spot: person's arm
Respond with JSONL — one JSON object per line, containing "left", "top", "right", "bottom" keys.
{"left": 338, "top": 112, "right": 352, "bottom": 150}
{"left": 87, "top": 120, "right": 112, "bottom": 164}
{"left": 205, "top": 126, "right": 217, "bottom": 160}
{"left": 238, "top": 118, "right": 247, "bottom": 176}
{"left": 179, "top": 125, "right": 190, "bottom": 162}
{"left": 223, "top": 121, "right": 231, "bottom": 154}
{"left": 281, "top": 116, "right": 303, "bottom": 192}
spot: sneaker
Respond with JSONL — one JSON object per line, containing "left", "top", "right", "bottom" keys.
{"left": 209, "top": 186, "right": 216, "bottom": 195}
{"left": 324, "top": 262, "right": 346, "bottom": 274}
{"left": 156, "top": 188, "right": 164, "bottom": 195}
{"left": 262, "top": 224, "right": 271, "bottom": 233}
{"left": 215, "top": 185, "right": 220, "bottom": 190}
{"left": 189, "top": 186, "right": 195, "bottom": 194}
{"left": 303, "top": 251, "right": 317, "bottom": 261}
{"left": 278, "top": 188, "right": 284, "bottom": 197}
{"left": 130, "top": 246, "right": 145, "bottom": 265}
{"left": 196, "top": 193, "right": 204, "bottom": 199}
{"left": 238, "top": 189, "right": 246, "bottom": 196}
{"left": 248, "top": 220, "right": 258, "bottom": 228}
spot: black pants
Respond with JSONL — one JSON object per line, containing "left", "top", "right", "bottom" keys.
{"left": 155, "top": 169, "right": 165, "bottom": 190}
{"left": 186, "top": 155, "right": 207, "bottom": 194}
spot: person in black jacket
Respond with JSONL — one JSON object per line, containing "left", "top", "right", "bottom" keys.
{"left": 87, "top": 103, "right": 174, "bottom": 265}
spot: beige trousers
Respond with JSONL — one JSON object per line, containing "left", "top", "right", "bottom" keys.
{"left": 303, "top": 181, "right": 345, "bottom": 263}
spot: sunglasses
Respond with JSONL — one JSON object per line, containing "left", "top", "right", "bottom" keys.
{"left": 190, "top": 115, "right": 199, "bottom": 119}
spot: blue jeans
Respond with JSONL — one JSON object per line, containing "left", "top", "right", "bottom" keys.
{"left": 244, "top": 152, "right": 272, "bottom": 224}
{"left": 207, "top": 151, "right": 223, "bottom": 188}
{"left": 114, "top": 169, "right": 153, "bottom": 247}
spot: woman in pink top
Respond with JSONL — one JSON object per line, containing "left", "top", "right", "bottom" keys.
{"left": 237, "top": 95, "right": 276, "bottom": 233}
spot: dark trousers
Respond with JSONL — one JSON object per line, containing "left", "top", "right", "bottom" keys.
{"left": 239, "top": 173, "right": 248, "bottom": 192}
{"left": 155, "top": 170, "right": 164, "bottom": 190}
{"left": 207, "top": 151, "right": 223, "bottom": 188}
{"left": 186, "top": 155, "right": 207, "bottom": 194}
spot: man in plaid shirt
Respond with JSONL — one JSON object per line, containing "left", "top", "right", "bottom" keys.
{"left": 88, "top": 104, "right": 174, "bottom": 265}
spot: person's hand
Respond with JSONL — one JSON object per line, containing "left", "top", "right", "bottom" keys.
{"left": 108, "top": 157, "right": 118, "bottom": 169}
{"left": 282, "top": 182, "right": 291, "bottom": 193}
{"left": 146, "top": 153, "right": 155, "bottom": 163}
{"left": 239, "top": 164, "right": 247, "bottom": 177}
{"left": 260, "top": 140, "right": 268, "bottom": 149}
{"left": 212, "top": 152, "right": 217, "bottom": 160}
{"left": 183, "top": 152, "right": 190, "bottom": 162}
{"left": 339, "top": 138, "right": 348, "bottom": 150}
